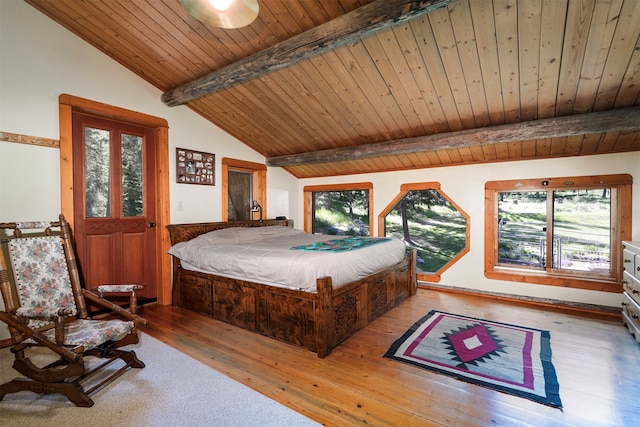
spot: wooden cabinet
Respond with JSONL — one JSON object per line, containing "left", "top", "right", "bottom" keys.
{"left": 256, "top": 291, "right": 316, "bottom": 348}
{"left": 213, "top": 279, "right": 256, "bottom": 331}
{"left": 332, "top": 287, "right": 365, "bottom": 346}
{"left": 393, "top": 264, "right": 412, "bottom": 305}
{"left": 367, "top": 272, "right": 394, "bottom": 321}
{"left": 178, "top": 275, "right": 212, "bottom": 317}
{"left": 622, "top": 241, "right": 640, "bottom": 343}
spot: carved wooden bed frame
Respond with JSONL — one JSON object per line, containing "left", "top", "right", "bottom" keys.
{"left": 167, "top": 219, "right": 417, "bottom": 357}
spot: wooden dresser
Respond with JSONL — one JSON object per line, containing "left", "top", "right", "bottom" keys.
{"left": 622, "top": 241, "right": 640, "bottom": 343}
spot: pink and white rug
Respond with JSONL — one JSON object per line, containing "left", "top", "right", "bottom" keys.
{"left": 384, "top": 310, "right": 562, "bottom": 408}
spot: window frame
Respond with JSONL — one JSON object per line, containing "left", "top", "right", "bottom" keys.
{"left": 221, "top": 158, "right": 266, "bottom": 221}
{"left": 303, "top": 183, "right": 373, "bottom": 234}
{"left": 484, "top": 174, "right": 632, "bottom": 292}
{"left": 378, "top": 182, "right": 470, "bottom": 283}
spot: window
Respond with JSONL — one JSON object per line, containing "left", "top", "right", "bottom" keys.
{"left": 83, "top": 126, "right": 144, "bottom": 218}
{"left": 221, "top": 158, "right": 266, "bottom": 221}
{"left": 303, "top": 183, "right": 373, "bottom": 235}
{"left": 379, "top": 183, "right": 469, "bottom": 283}
{"left": 485, "top": 174, "right": 632, "bottom": 292}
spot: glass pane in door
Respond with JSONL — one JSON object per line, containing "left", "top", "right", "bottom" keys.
{"left": 121, "top": 133, "right": 144, "bottom": 217}
{"left": 84, "top": 127, "right": 111, "bottom": 218}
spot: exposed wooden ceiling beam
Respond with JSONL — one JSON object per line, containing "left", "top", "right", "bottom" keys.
{"left": 266, "top": 107, "right": 640, "bottom": 167}
{"left": 161, "top": 0, "right": 455, "bottom": 106}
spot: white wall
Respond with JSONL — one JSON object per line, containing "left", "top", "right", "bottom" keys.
{"left": 298, "top": 153, "right": 640, "bottom": 308}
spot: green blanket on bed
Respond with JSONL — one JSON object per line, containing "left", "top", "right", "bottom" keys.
{"left": 290, "top": 236, "right": 390, "bottom": 252}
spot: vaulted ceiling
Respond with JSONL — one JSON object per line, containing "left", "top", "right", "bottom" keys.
{"left": 26, "top": 0, "right": 640, "bottom": 178}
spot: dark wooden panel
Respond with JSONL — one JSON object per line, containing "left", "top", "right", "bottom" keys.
{"left": 367, "top": 273, "right": 393, "bottom": 321}
{"left": 257, "top": 291, "right": 316, "bottom": 348}
{"left": 213, "top": 279, "right": 256, "bottom": 331}
{"left": 179, "top": 275, "right": 212, "bottom": 317}
{"left": 83, "top": 234, "right": 114, "bottom": 287}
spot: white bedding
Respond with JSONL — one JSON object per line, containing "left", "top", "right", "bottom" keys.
{"left": 168, "top": 226, "right": 407, "bottom": 292}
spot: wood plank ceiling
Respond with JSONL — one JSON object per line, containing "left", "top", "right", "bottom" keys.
{"left": 26, "top": 0, "right": 640, "bottom": 178}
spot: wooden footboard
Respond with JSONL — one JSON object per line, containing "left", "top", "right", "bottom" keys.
{"left": 167, "top": 220, "right": 417, "bottom": 357}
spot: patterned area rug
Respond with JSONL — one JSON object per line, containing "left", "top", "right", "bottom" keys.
{"left": 384, "top": 310, "right": 562, "bottom": 408}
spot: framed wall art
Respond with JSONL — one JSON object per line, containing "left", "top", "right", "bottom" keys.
{"left": 176, "top": 148, "right": 215, "bottom": 185}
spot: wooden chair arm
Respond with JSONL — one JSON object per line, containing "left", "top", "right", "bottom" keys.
{"left": 91, "top": 284, "right": 143, "bottom": 314}
{"left": 14, "top": 307, "right": 74, "bottom": 320}
{"left": 0, "top": 310, "right": 84, "bottom": 362}
{"left": 8, "top": 307, "right": 74, "bottom": 347}
{"left": 93, "top": 284, "right": 144, "bottom": 293}
{"left": 82, "top": 289, "right": 148, "bottom": 326}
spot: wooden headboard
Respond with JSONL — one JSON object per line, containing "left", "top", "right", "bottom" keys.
{"left": 166, "top": 219, "right": 294, "bottom": 246}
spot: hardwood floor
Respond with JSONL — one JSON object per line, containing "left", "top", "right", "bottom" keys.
{"left": 138, "top": 289, "right": 640, "bottom": 427}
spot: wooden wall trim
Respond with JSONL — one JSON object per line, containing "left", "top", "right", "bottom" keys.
{"left": 155, "top": 126, "right": 171, "bottom": 305}
{"left": 420, "top": 283, "right": 622, "bottom": 317}
{"left": 221, "top": 157, "right": 267, "bottom": 171}
{"left": 303, "top": 182, "right": 373, "bottom": 192}
{"left": 58, "top": 94, "right": 168, "bottom": 128}
{"left": 0, "top": 131, "right": 59, "bottom": 148}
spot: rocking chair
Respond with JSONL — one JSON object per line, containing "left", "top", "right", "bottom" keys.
{"left": 0, "top": 214, "right": 147, "bottom": 407}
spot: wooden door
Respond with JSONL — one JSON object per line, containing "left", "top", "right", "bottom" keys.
{"left": 72, "top": 113, "right": 157, "bottom": 303}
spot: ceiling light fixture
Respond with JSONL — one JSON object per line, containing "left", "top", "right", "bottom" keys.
{"left": 209, "top": 0, "right": 233, "bottom": 11}
{"left": 181, "top": 0, "right": 259, "bottom": 29}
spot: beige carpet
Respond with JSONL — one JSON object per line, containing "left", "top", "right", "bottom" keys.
{"left": 0, "top": 333, "right": 320, "bottom": 427}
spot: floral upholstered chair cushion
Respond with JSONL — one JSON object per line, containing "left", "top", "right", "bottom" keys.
{"left": 7, "top": 235, "right": 134, "bottom": 350}
{"left": 40, "top": 318, "right": 135, "bottom": 350}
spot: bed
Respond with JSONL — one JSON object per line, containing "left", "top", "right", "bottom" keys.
{"left": 166, "top": 219, "right": 416, "bottom": 357}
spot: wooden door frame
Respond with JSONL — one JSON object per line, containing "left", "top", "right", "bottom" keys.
{"left": 58, "top": 94, "right": 172, "bottom": 305}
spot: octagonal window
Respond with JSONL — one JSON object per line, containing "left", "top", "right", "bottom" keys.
{"left": 379, "top": 183, "right": 469, "bottom": 282}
